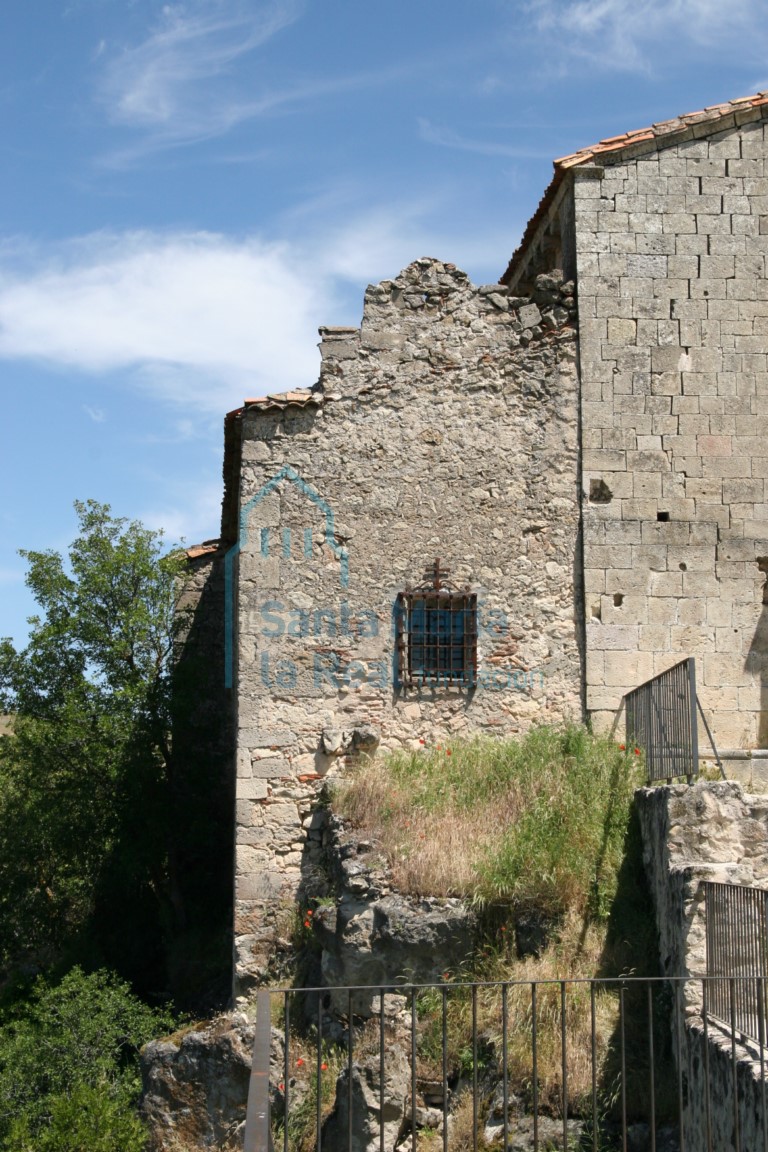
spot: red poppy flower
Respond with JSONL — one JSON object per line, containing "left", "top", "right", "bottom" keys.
{"left": 419, "top": 739, "right": 425, "bottom": 745}
{"left": 321, "top": 1062, "right": 328, "bottom": 1071}
{"left": 446, "top": 749, "right": 452, "bottom": 756}
{"left": 279, "top": 1082, "right": 285, "bottom": 1091}
{"left": 619, "top": 744, "right": 625, "bottom": 751}
{"left": 634, "top": 748, "right": 640, "bottom": 755}
{"left": 296, "top": 1058, "right": 304, "bottom": 1067}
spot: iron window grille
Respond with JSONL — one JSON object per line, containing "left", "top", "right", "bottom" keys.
{"left": 396, "top": 559, "right": 477, "bottom": 688}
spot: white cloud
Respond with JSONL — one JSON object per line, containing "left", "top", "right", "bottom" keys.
{"left": 529, "top": 0, "right": 768, "bottom": 72}
{"left": 0, "top": 230, "right": 333, "bottom": 413}
{"left": 302, "top": 197, "right": 515, "bottom": 287}
{"left": 0, "top": 205, "right": 517, "bottom": 416}
{"left": 139, "top": 477, "right": 224, "bottom": 545}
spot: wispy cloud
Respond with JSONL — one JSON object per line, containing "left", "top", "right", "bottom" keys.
{"left": 138, "top": 417, "right": 205, "bottom": 445}
{"left": 82, "top": 403, "right": 106, "bottom": 423}
{"left": 312, "top": 202, "right": 514, "bottom": 286}
{"left": 99, "top": 0, "right": 301, "bottom": 157}
{"left": 418, "top": 117, "right": 551, "bottom": 159}
{"left": 528, "top": 0, "right": 768, "bottom": 72}
{"left": 97, "top": 1, "right": 412, "bottom": 166}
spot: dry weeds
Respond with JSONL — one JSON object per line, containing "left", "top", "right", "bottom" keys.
{"left": 336, "top": 726, "right": 640, "bottom": 921}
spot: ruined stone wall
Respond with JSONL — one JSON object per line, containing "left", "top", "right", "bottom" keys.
{"left": 637, "top": 781, "right": 768, "bottom": 1150}
{"left": 232, "top": 258, "right": 582, "bottom": 992}
{"left": 574, "top": 113, "right": 768, "bottom": 748}
{"left": 637, "top": 781, "right": 768, "bottom": 980}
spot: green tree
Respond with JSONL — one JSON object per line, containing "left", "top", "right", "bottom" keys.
{"left": 0, "top": 966, "right": 175, "bottom": 1150}
{"left": 0, "top": 501, "right": 189, "bottom": 989}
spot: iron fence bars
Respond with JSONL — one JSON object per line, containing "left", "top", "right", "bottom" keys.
{"left": 316, "top": 995, "right": 323, "bottom": 1152}
{"left": 244, "top": 987, "right": 274, "bottom": 1152}
{"left": 675, "top": 983, "right": 686, "bottom": 1152}
{"left": 244, "top": 975, "right": 768, "bottom": 1152}
{"left": 695, "top": 695, "right": 726, "bottom": 780}
{"left": 624, "top": 657, "right": 699, "bottom": 784}
{"left": 705, "top": 880, "right": 768, "bottom": 1046}
{"left": 648, "top": 984, "right": 656, "bottom": 1152}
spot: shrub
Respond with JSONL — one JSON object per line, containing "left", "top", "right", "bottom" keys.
{"left": 6, "top": 1082, "right": 147, "bottom": 1152}
{"left": 0, "top": 967, "right": 176, "bottom": 1149}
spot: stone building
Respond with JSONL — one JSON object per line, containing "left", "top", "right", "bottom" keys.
{"left": 502, "top": 92, "right": 768, "bottom": 752}
{"left": 187, "top": 93, "right": 768, "bottom": 992}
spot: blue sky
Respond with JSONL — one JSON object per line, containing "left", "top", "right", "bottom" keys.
{"left": 1, "top": 0, "right": 768, "bottom": 645}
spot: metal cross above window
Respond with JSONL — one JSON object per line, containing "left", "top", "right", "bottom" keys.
{"left": 396, "top": 559, "right": 477, "bottom": 688}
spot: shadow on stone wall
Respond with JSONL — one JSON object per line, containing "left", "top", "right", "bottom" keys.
{"left": 745, "top": 560, "right": 768, "bottom": 747}
{"left": 170, "top": 549, "right": 236, "bottom": 1010}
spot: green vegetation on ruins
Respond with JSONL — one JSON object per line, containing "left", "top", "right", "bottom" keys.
{"left": 274, "top": 727, "right": 664, "bottom": 1151}
{"left": 337, "top": 724, "right": 649, "bottom": 969}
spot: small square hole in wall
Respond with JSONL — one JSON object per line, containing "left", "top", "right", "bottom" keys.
{"left": 657, "top": 511, "right": 670, "bottom": 522}
{"left": 589, "top": 478, "right": 613, "bottom": 504}
{"left": 613, "top": 593, "right": 624, "bottom": 607}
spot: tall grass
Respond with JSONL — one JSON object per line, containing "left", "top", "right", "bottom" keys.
{"left": 318, "top": 727, "right": 664, "bottom": 1138}
{"left": 337, "top": 724, "right": 641, "bottom": 926}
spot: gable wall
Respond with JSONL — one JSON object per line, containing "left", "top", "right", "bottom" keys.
{"left": 575, "top": 116, "right": 768, "bottom": 749}
{"left": 231, "top": 258, "right": 582, "bottom": 992}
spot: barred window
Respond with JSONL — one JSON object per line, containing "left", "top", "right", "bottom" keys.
{"left": 396, "top": 560, "right": 477, "bottom": 688}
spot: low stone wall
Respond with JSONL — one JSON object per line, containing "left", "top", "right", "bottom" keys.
{"left": 636, "top": 781, "right": 768, "bottom": 978}
{"left": 637, "top": 781, "right": 768, "bottom": 1149}
{"left": 681, "top": 1018, "right": 767, "bottom": 1152}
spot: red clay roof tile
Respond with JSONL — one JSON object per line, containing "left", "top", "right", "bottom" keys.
{"left": 242, "top": 390, "right": 323, "bottom": 412}
{"left": 186, "top": 540, "right": 221, "bottom": 560}
{"left": 501, "top": 91, "right": 768, "bottom": 286}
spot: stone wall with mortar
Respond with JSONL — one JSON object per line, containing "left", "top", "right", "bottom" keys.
{"left": 572, "top": 113, "right": 768, "bottom": 749}
{"left": 637, "top": 781, "right": 768, "bottom": 1149}
{"left": 231, "top": 258, "right": 582, "bottom": 992}
{"left": 637, "top": 780, "right": 768, "bottom": 980}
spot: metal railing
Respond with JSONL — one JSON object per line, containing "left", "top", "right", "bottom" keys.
{"left": 705, "top": 881, "right": 768, "bottom": 1045}
{"left": 625, "top": 658, "right": 699, "bottom": 784}
{"left": 243, "top": 975, "right": 768, "bottom": 1152}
